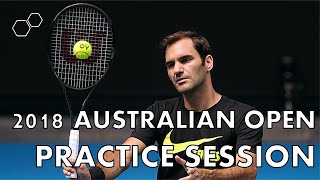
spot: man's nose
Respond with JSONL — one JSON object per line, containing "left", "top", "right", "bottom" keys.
{"left": 173, "top": 63, "right": 183, "bottom": 74}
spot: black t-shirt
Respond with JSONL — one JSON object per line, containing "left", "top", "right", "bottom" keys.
{"left": 130, "top": 96, "right": 263, "bottom": 179}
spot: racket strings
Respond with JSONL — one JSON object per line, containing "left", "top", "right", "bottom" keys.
{"left": 50, "top": 5, "right": 113, "bottom": 89}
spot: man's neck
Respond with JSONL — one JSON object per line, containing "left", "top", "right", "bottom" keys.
{"left": 183, "top": 85, "right": 221, "bottom": 112}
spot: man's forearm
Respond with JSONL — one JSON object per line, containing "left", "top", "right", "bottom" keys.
{"left": 201, "top": 166, "right": 257, "bottom": 180}
{"left": 95, "top": 150, "right": 131, "bottom": 180}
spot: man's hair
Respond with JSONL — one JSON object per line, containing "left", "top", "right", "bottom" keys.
{"left": 160, "top": 31, "right": 212, "bottom": 64}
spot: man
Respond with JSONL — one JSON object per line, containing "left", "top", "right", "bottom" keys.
{"left": 63, "top": 31, "right": 263, "bottom": 179}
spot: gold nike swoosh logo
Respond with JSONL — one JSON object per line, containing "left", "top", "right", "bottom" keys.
{"left": 163, "top": 130, "right": 223, "bottom": 154}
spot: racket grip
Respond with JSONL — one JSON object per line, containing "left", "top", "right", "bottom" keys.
{"left": 66, "top": 129, "right": 79, "bottom": 179}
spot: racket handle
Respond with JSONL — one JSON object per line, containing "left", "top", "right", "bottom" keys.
{"left": 66, "top": 129, "right": 79, "bottom": 179}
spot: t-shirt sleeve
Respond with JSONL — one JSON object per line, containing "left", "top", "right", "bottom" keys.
{"left": 235, "top": 108, "right": 263, "bottom": 154}
{"left": 130, "top": 102, "right": 159, "bottom": 147}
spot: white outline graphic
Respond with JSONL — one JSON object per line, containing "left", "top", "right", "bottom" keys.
{"left": 12, "top": 12, "right": 43, "bottom": 37}
{"left": 12, "top": 20, "right": 31, "bottom": 37}
{"left": 27, "top": 13, "right": 43, "bottom": 27}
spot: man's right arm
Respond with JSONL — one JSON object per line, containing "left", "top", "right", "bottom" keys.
{"left": 96, "top": 137, "right": 146, "bottom": 179}
{"left": 63, "top": 137, "right": 146, "bottom": 180}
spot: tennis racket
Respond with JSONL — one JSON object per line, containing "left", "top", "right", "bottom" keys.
{"left": 48, "top": 3, "right": 114, "bottom": 178}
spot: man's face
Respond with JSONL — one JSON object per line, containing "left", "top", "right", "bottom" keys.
{"left": 165, "top": 38, "right": 208, "bottom": 94}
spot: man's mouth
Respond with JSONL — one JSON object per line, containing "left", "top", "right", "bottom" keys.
{"left": 176, "top": 77, "right": 187, "bottom": 84}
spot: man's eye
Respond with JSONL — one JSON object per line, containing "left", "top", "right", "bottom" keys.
{"left": 166, "top": 63, "right": 174, "bottom": 68}
{"left": 181, "top": 57, "right": 192, "bottom": 63}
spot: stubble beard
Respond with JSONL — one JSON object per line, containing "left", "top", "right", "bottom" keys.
{"left": 175, "top": 77, "right": 205, "bottom": 95}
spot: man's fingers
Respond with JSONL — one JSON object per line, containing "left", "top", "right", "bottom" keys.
{"left": 62, "top": 165, "right": 76, "bottom": 172}
{"left": 175, "top": 155, "right": 186, "bottom": 166}
{"left": 63, "top": 169, "right": 72, "bottom": 176}
{"left": 63, "top": 168, "right": 76, "bottom": 176}
{"left": 175, "top": 155, "right": 189, "bottom": 172}
{"left": 174, "top": 155, "right": 200, "bottom": 179}
{"left": 63, "top": 164, "right": 88, "bottom": 179}
{"left": 62, "top": 158, "right": 75, "bottom": 169}
{"left": 79, "top": 163, "right": 87, "bottom": 169}
{"left": 187, "top": 168, "right": 196, "bottom": 175}
{"left": 68, "top": 158, "right": 76, "bottom": 165}
{"left": 62, "top": 159, "right": 77, "bottom": 177}
{"left": 77, "top": 164, "right": 88, "bottom": 174}
{"left": 179, "top": 175, "right": 192, "bottom": 180}
{"left": 179, "top": 171, "right": 199, "bottom": 180}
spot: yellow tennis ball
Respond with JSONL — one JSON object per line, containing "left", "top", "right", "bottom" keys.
{"left": 73, "top": 40, "right": 92, "bottom": 59}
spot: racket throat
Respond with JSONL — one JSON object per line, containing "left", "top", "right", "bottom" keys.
{"left": 64, "top": 88, "right": 92, "bottom": 129}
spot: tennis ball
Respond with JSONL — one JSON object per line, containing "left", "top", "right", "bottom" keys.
{"left": 73, "top": 40, "right": 92, "bottom": 59}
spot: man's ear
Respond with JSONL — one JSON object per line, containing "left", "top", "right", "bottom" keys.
{"left": 205, "top": 55, "right": 214, "bottom": 71}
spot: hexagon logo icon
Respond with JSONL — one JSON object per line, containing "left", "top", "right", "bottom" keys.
{"left": 12, "top": 20, "right": 31, "bottom": 37}
{"left": 27, "top": 13, "right": 43, "bottom": 28}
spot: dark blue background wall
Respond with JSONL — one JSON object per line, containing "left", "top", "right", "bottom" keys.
{"left": 1, "top": 1, "right": 318, "bottom": 114}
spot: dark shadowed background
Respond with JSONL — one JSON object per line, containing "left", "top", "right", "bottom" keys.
{"left": 0, "top": 1, "right": 318, "bottom": 115}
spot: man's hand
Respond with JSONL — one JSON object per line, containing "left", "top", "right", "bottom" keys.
{"left": 175, "top": 151, "right": 258, "bottom": 180}
{"left": 175, "top": 155, "right": 210, "bottom": 180}
{"left": 62, "top": 158, "right": 91, "bottom": 180}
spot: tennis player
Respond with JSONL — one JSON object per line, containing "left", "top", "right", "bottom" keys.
{"left": 63, "top": 31, "right": 263, "bottom": 179}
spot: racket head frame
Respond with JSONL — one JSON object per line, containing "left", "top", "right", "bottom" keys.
{"left": 47, "top": 2, "right": 115, "bottom": 91}
{"left": 47, "top": 3, "right": 115, "bottom": 128}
